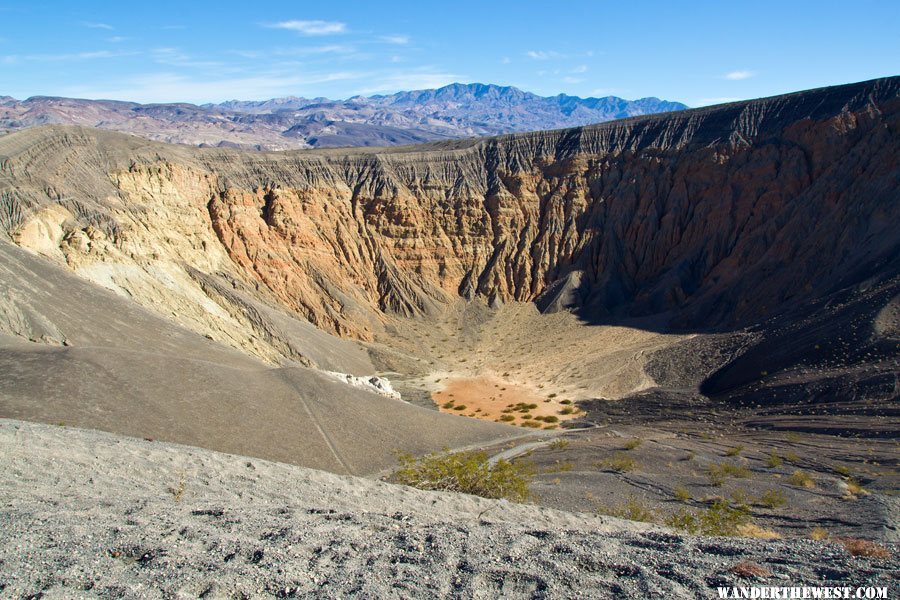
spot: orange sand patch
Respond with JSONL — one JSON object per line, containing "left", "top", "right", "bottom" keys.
{"left": 432, "top": 376, "right": 582, "bottom": 429}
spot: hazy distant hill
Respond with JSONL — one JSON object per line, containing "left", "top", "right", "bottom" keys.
{"left": 0, "top": 83, "right": 686, "bottom": 150}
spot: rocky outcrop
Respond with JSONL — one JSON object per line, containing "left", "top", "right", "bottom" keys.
{"left": 1, "top": 77, "right": 897, "bottom": 350}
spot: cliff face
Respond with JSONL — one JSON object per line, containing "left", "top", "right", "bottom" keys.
{"left": 1, "top": 77, "right": 898, "bottom": 349}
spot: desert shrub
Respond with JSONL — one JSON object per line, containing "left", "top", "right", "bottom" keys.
{"left": 499, "top": 415, "right": 515, "bottom": 422}
{"left": 452, "top": 405, "right": 467, "bottom": 411}
{"left": 442, "top": 401, "right": 455, "bottom": 409}
{"left": 757, "top": 489, "right": 787, "bottom": 509}
{"left": 842, "top": 477, "right": 867, "bottom": 497}
{"left": 559, "top": 407, "right": 574, "bottom": 415}
{"left": 560, "top": 399, "right": 572, "bottom": 405}
{"left": 623, "top": 438, "right": 643, "bottom": 451}
{"left": 549, "top": 439, "right": 569, "bottom": 450}
{"left": 595, "top": 453, "right": 636, "bottom": 473}
{"left": 673, "top": 486, "right": 692, "bottom": 502}
{"left": 544, "top": 461, "right": 574, "bottom": 474}
{"left": 833, "top": 465, "right": 851, "bottom": 477}
{"left": 784, "top": 451, "right": 801, "bottom": 464}
{"left": 665, "top": 509, "right": 699, "bottom": 534}
{"left": 393, "top": 450, "right": 532, "bottom": 502}
{"left": 765, "top": 452, "right": 783, "bottom": 468}
{"left": 809, "top": 527, "right": 829, "bottom": 541}
{"left": 597, "top": 498, "right": 656, "bottom": 523}
{"left": 666, "top": 500, "right": 753, "bottom": 537}
{"left": 707, "top": 462, "right": 752, "bottom": 486}
{"left": 837, "top": 538, "right": 891, "bottom": 559}
{"left": 520, "top": 420, "right": 542, "bottom": 428}
{"left": 700, "top": 500, "right": 753, "bottom": 536}
{"left": 788, "top": 470, "right": 815, "bottom": 488}
{"left": 736, "top": 523, "right": 781, "bottom": 539}
{"left": 547, "top": 393, "right": 557, "bottom": 399}
{"left": 542, "top": 416, "right": 559, "bottom": 424}
{"left": 725, "top": 445, "right": 745, "bottom": 457}
{"left": 730, "top": 561, "right": 773, "bottom": 578}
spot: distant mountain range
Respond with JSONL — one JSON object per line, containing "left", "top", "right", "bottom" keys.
{"left": 0, "top": 83, "right": 687, "bottom": 150}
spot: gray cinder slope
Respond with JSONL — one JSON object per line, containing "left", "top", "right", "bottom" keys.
{"left": 0, "top": 241, "right": 521, "bottom": 475}
{"left": 2, "top": 419, "right": 895, "bottom": 598}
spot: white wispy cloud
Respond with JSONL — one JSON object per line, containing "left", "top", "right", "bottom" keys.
{"left": 500, "top": 57, "right": 511, "bottom": 64}
{"left": 267, "top": 20, "right": 346, "bottom": 36}
{"left": 22, "top": 50, "right": 136, "bottom": 62}
{"left": 61, "top": 70, "right": 367, "bottom": 103}
{"left": 724, "top": 70, "right": 755, "bottom": 80}
{"left": 572, "top": 65, "right": 588, "bottom": 73}
{"left": 526, "top": 50, "right": 564, "bottom": 60}
{"left": 83, "top": 22, "right": 113, "bottom": 30}
{"left": 562, "top": 76, "right": 583, "bottom": 84}
{"left": 379, "top": 35, "right": 409, "bottom": 45}
{"left": 108, "top": 36, "right": 128, "bottom": 43}
{"left": 151, "top": 47, "right": 223, "bottom": 69}
{"left": 353, "top": 69, "right": 462, "bottom": 95}
{"left": 273, "top": 44, "right": 356, "bottom": 56}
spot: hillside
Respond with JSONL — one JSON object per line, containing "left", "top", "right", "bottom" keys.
{"left": 0, "top": 83, "right": 686, "bottom": 150}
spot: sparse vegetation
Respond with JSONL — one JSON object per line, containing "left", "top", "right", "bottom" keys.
{"left": 730, "top": 561, "right": 773, "bottom": 578}
{"left": 757, "top": 489, "right": 787, "bottom": 509}
{"left": 168, "top": 471, "right": 186, "bottom": 502}
{"left": 665, "top": 500, "right": 753, "bottom": 537}
{"left": 393, "top": 450, "right": 533, "bottom": 502}
{"left": 673, "top": 486, "right": 692, "bottom": 502}
{"left": 837, "top": 538, "right": 891, "bottom": 559}
{"left": 499, "top": 415, "right": 515, "bottom": 422}
{"left": 595, "top": 498, "right": 656, "bottom": 523}
{"left": 548, "top": 439, "right": 569, "bottom": 450}
{"left": 788, "top": 470, "right": 815, "bottom": 488}
{"left": 706, "top": 462, "right": 752, "bottom": 486}
{"left": 543, "top": 461, "right": 574, "bottom": 474}
{"left": 809, "top": 527, "right": 829, "bottom": 541}
{"left": 595, "top": 453, "right": 636, "bottom": 473}
{"left": 765, "top": 452, "right": 783, "bottom": 468}
{"left": 559, "top": 407, "right": 575, "bottom": 415}
{"left": 452, "top": 405, "right": 467, "bottom": 411}
{"left": 725, "top": 444, "right": 744, "bottom": 457}
{"left": 622, "top": 438, "right": 643, "bottom": 451}
{"left": 833, "top": 465, "right": 851, "bottom": 477}
{"left": 442, "top": 401, "right": 455, "bottom": 409}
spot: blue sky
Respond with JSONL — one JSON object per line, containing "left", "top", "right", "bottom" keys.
{"left": 0, "top": 0, "right": 897, "bottom": 106}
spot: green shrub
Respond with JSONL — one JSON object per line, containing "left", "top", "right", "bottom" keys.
{"left": 788, "top": 470, "right": 815, "bottom": 488}
{"left": 596, "top": 498, "right": 656, "bottom": 523}
{"left": 393, "top": 450, "right": 532, "bottom": 502}
{"left": 520, "top": 420, "right": 543, "bottom": 428}
{"left": 707, "top": 462, "right": 752, "bottom": 486}
{"left": 560, "top": 407, "right": 575, "bottom": 415}
{"left": 757, "top": 489, "right": 787, "bottom": 509}
{"left": 442, "top": 401, "right": 455, "bottom": 409}
{"left": 623, "top": 438, "right": 643, "bottom": 451}
{"left": 499, "top": 415, "right": 515, "bottom": 422}
{"left": 766, "top": 452, "right": 783, "bottom": 468}
{"left": 549, "top": 439, "right": 569, "bottom": 450}
{"left": 560, "top": 399, "right": 572, "bottom": 405}
{"left": 595, "top": 453, "right": 636, "bottom": 473}
{"left": 542, "top": 415, "right": 559, "bottom": 424}
{"left": 725, "top": 445, "right": 745, "bottom": 457}
{"left": 673, "top": 486, "right": 692, "bottom": 502}
{"left": 452, "top": 405, "right": 467, "bottom": 411}
{"left": 666, "top": 500, "right": 752, "bottom": 536}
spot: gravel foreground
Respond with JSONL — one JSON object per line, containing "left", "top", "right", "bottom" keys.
{"left": 1, "top": 420, "right": 896, "bottom": 599}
